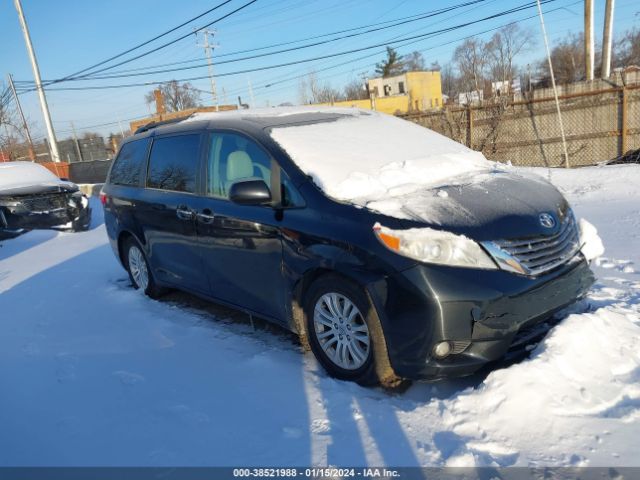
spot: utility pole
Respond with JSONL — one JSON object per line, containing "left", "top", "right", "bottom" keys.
{"left": 536, "top": 0, "right": 570, "bottom": 168}
{"left": 601, "top": 0, "right": 615, "bottom": 79}
{"left": 196, "top": 29, "right": 219, "bottom": 111}
{"left": 584, "top": 0, "right": 594, "bottom": 81}
{"left": 70, "top": 121, "right": 84, "bottom": 162}
{"left": 14, "top": 0, "right": 60, "bottom": 163}
{"left": 7, "top": 73, "right": 36, "bottom": 161}
{"left": 247, "top": 77, "right": 255, "bottom": 108}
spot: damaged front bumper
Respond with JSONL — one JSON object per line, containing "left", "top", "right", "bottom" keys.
{"left": 0, "top": 189, "right": 91, "bottom": 231}
{"left": 371, "top": 254, "right": 595, "bottom": 380}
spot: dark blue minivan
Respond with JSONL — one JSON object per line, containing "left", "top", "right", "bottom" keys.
{"left": 102, "top": 109, "right": 595, "bottom": 386}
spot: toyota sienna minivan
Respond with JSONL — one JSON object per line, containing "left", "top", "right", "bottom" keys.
{"left": 102, "top": 108, "right": 596, "bottom": 386}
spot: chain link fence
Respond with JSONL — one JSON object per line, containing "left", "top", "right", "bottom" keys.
{"left": 401, "top": 83, "right": 640, "bottom": 167}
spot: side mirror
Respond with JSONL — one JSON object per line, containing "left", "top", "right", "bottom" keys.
{"left": 229, "top": 179, "right": 272, "bottom": 206}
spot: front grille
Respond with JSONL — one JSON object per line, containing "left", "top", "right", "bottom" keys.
{"left": 16, "top": 193, "right": 69, "bottom": 212}
{"left": 486, "top": 213, "right": 581, "bottom": 277}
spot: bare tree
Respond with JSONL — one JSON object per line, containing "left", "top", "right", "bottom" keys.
{"left": 145, "top": 80, "right": 201, "bottom": 113}
{"left": 403, "top": 51, "right": 426, "bottom": 72}
{"left": 453, "top": 38, "right": 489, "bottom": 93}
{"left": 297, "top": 75, "right": 310, "bottom": 104}
{"left": 1, "top": 83, "right": 17, "bottom": 147}
{"left": 375, "top": 46, "right": 405, "bottom": 77}
{"left": 537, "top": 32, "right": 586, "bottom": 85}
{"left": 82, "top": 132, "right": 102, "bottom": 140}
{"left": 0, "top": 82, "right": 33, "bottom": 159}
{"left": 440, "top": 63, "right": 460, "bottom": 100}
{"left": 307, "top": 72, "right": 323, "bottom": 102}
{"left": 298, "top": 72, "right": 343, "bottom": 103}
{"left": 343, "top": 79, "right": 369, "bottom": 100}
{"left": 486, "top": 23, "right": 535, "bottom": 88}
{"left": 614, "top": 27, "right": 640, "bottom": 68}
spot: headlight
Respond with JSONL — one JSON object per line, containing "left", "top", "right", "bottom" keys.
{"left": 373, "top": 223, "right": 497, "bottom": 270}
{"left": 69, "top": 192, "right": 89, "bottom": 209}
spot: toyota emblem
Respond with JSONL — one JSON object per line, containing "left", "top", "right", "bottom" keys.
{"left": 539, "top": 213, "right": 556, "bottom": 228}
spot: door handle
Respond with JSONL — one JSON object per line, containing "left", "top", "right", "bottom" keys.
{"left": 196, "top": 208, "right": 215, "bottom": 224}
{"left": 176, "top": 205, "right": 195, "bottom": 221}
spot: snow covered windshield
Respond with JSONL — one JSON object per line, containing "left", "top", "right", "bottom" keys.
{"left": 269, "top": 110, "right": 491, "bottom": 208}
{"left": 0, "top": 161, "right": 61, "bottom": 191}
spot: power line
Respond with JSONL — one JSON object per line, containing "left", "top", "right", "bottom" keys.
{"left": 21, "top": 0, "right": 558, "bottom": 92}
{"left": 145, "top": 1, "right": 491, "bottom": 62}
{"left": 55, "top": 0, "right": 259, "bottom": 84}
{"left": 38, "top": 0, "right": 236, "bottom": 87}
{"left": 38, "top": 0, "right": 576, "bottom": 136}
{"left": 230, "top": 0, "right": 579, "bottom": 101}
{"left": 17, "top": 0, "right": 259, "bottom": 95}
{"left": 22, "top": 0, "right": 491, "bottom": 84}
{"left": 222, "top": 0, "right": 502, "bottom": 100}
{"left": 54, "top": 112, "right": 150, "bottom": 135}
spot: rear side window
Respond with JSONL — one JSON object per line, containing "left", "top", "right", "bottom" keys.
{"left": 109, "top": 138, "right": 150, "bottom": 186}
{"left": 147, "top": 134, "right": 200, "bottom": 193}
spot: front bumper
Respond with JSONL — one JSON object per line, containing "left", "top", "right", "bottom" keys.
{"left": 370, "top": 254, "right": 595, "bottom": 380}
{"left": 0, "top": 192, "right": 89, "bottom": 230}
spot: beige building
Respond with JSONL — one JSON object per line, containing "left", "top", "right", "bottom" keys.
{"left": 317, "top": 71, "right": 443, "bottom": 115}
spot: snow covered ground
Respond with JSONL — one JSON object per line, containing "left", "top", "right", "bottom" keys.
{"left": 0, "top": 164, "right": 638, "bottom": 467}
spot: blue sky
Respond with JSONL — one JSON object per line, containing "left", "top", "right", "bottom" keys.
{"left": 1, "top": 0, "right": 638, "bottom": 142}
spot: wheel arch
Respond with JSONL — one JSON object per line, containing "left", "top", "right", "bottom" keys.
{"left": 117, "top": 230, "right": 146, "bottom": 267}
{"left": 291, "top": 266, "right": 402, "bottom": 387}
{"left": 289, "top": 265, "right": 384, "bottom": 344}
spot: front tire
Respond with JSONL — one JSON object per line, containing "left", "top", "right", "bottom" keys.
{"left": 304, "top": 275, "right": 384, "bottom": 385}
{"left": 123, "top": 237, "right": 166, "bottom": 299}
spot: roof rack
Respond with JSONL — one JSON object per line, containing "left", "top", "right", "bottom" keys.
{"left": 134, "top": 116, "right": 191, "bottom": 134}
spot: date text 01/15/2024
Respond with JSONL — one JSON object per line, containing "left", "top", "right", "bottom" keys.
{"left": 232, "top": 468, "right": 400, "bottom": 478}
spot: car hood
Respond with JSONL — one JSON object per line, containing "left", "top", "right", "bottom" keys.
{"left": 369, "top": 169, "right": 570, "bottom": 242}
{"left": 0, "top": 181, "right": 78, "bottom": 197}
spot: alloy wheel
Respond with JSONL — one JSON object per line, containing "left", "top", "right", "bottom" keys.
{"left": 313, "top": 292, "right": 370, "bottom": 370}
{"left": 128, "top": 245, "right": 149, "bottom": 291}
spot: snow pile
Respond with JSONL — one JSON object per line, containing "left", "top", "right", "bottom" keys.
{"left": 0, "top": 161, "right": 61, "bottom": 191}
{"left": 579, "top": 218, "right": 605, "bottom": 261}
{"left": 269, "top": 110, "right": 491, "bottom": 206}
{"left": 435, "top": 308, "right": 640, "bottom": 466}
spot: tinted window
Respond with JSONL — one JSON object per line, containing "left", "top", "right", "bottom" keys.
{"left": 109, "top": 138, "right": 150, "bottom": 186}
{"left": 207, "top": 132, "right": 272, "bottom": 199}
{"left": 147, "top": 134, "right": 200, "bottom": 193}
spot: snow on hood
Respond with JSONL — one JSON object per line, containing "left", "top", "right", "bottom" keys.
{"left": 0, "top": 161, "right": 66, "bottom": 191}
{"left": 269, "top": 109, "right": 494, "bottom": 218}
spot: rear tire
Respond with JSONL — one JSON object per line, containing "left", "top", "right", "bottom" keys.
{"left": 304, "top": 275, "right": 396, "bottom": 386}
{"left": 123, "top": 237, "right": 167, "bottom": 299}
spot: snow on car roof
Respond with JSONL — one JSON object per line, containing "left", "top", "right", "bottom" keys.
{"left": 0, "top": 161, "right": 61, "bottom": 191}
{"left": 267, "top": 109, "right": 492, "bottom": 216}
{"left": 187, "top": 105, "right": 361, "bottom": 121}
